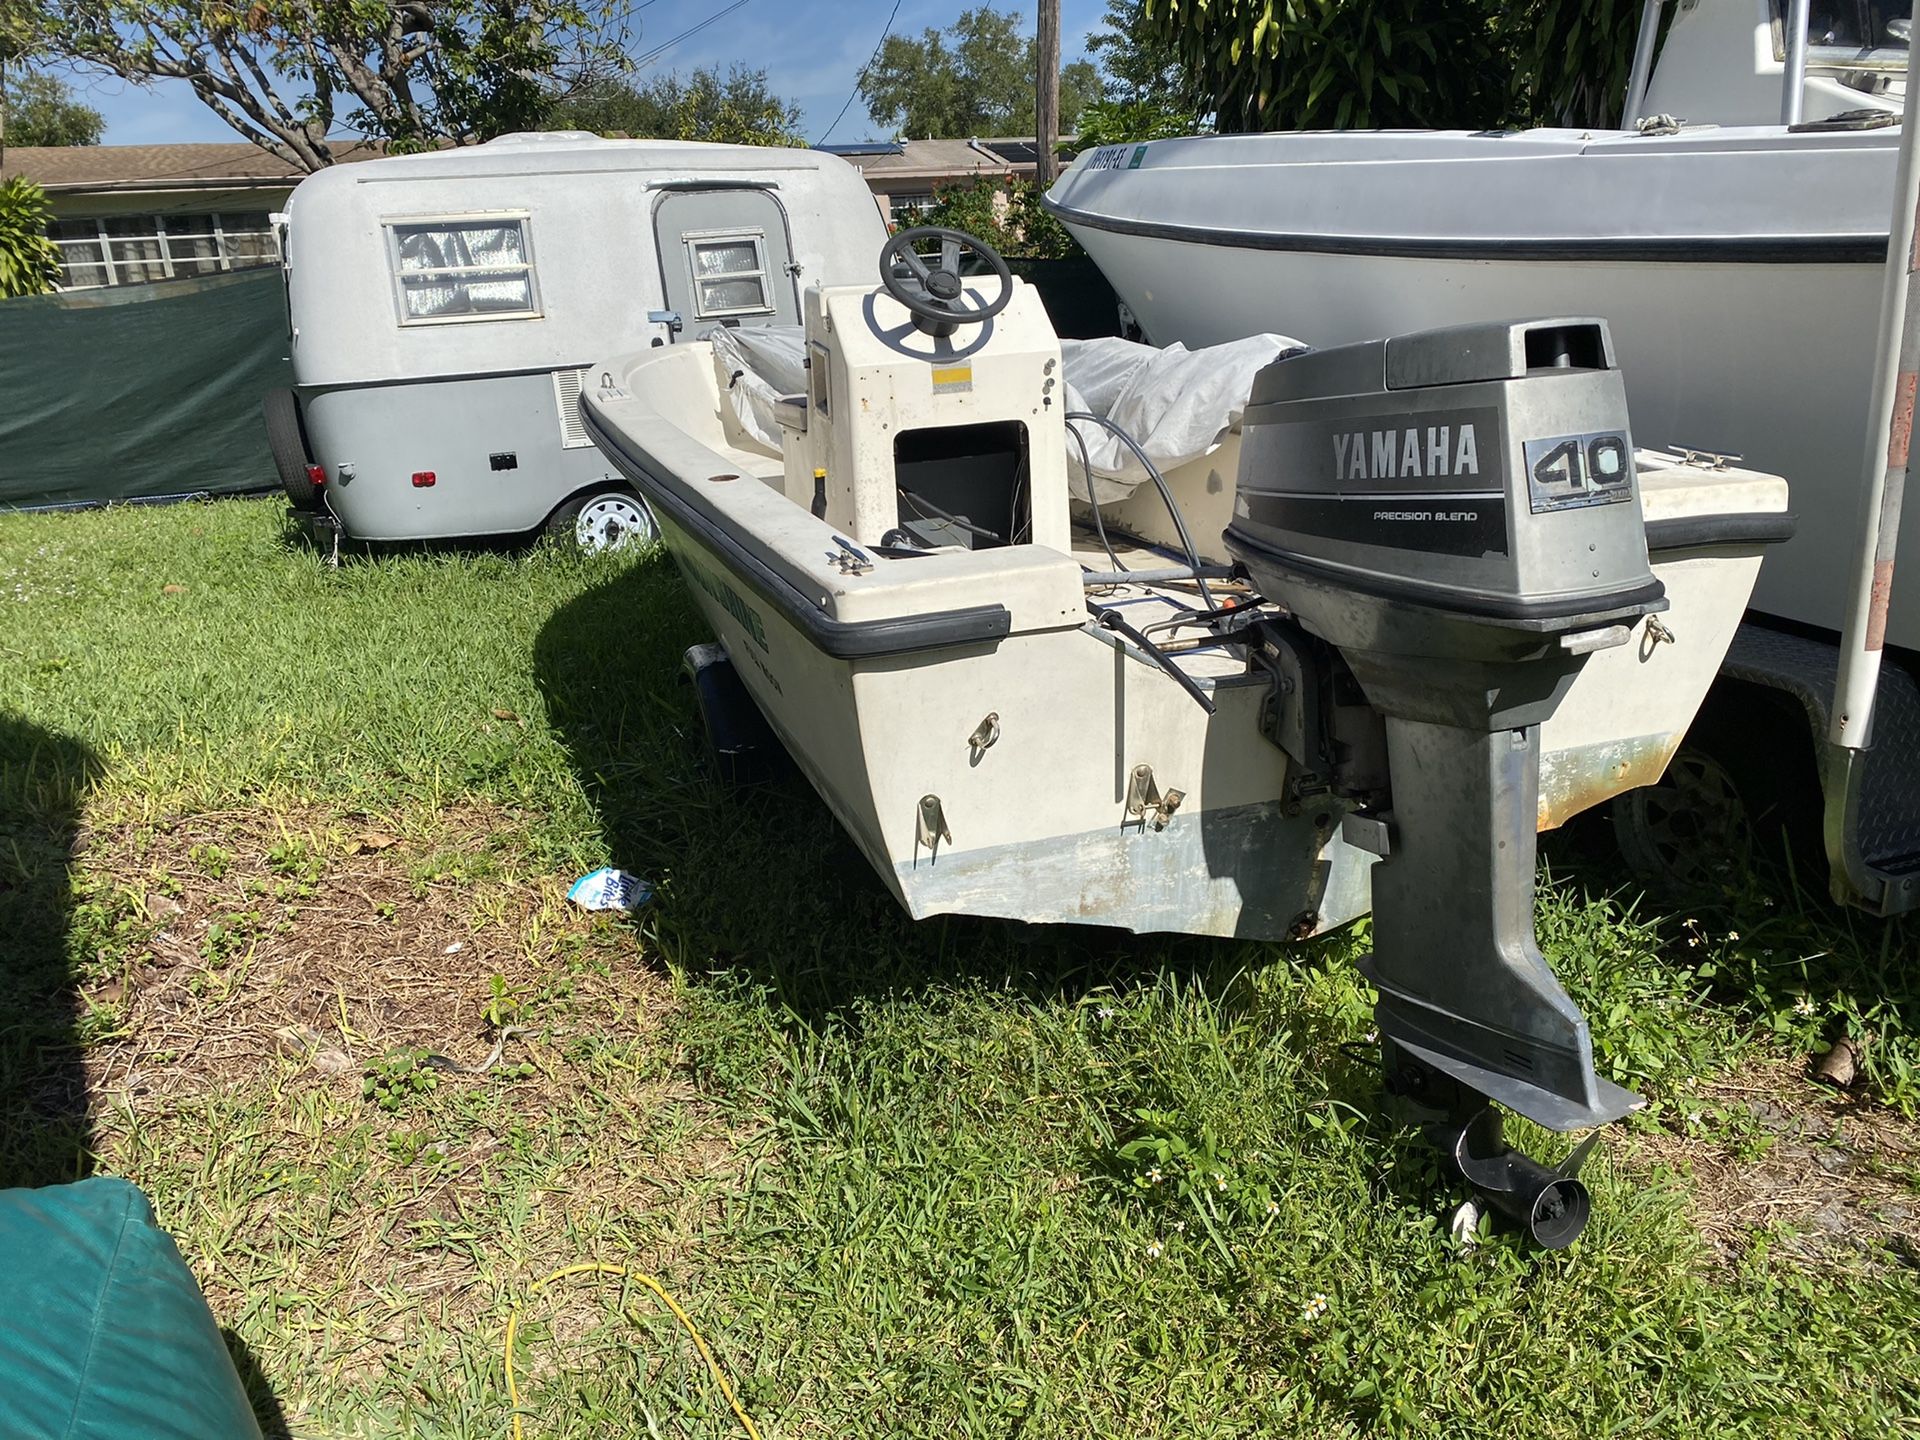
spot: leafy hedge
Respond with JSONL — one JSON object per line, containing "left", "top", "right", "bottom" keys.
{"left": 0, "top": 176, "right": 59, "bottom": 299}
{"left": 1142, "top": 0, "right": 1665, "bottom": 132}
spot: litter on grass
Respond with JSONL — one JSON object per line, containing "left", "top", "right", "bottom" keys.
{"left": 568, "top": 868, "right": 653, "bottom": 913}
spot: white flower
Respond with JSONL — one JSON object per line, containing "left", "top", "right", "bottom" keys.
{"left": 1171, "top": 1219, "right": 1186, "bottom": 1233}
{"left": 1266, "top": 1201, "right": 1279, "bottom": 1216}
{"left": 1795, "top": 995, "right": 1817, "bottom": 1017}
{"left": 1096, "top": 1006, "right": 1115, "bottom": 1021}
{"left": 1147, "top": 1166, "right": 1164, "bottom": 1185}
{"left": 1214, "top": 1173, "right": 1229, "bottom": 1191}
{"left": 1728, "top": 931, "right": 1740, "bottom": 942}
{"left": 1145, "top": 1240, "right": 1163, "bottom": 1260}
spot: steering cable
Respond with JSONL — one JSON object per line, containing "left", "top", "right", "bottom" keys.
{"left": 1066, "top": 411, "right": 1217, "bottom": 611}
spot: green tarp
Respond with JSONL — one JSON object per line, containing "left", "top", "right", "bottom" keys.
{"left": 0, "top": 269, "right": 291, "bottom": 509}
{"left": 0, "top": 1177, "right": 266, "bottom": 1439}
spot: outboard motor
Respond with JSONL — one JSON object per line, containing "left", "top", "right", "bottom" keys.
{"left": 1228, "top": 318, "right": 1664, "bottom": 1247}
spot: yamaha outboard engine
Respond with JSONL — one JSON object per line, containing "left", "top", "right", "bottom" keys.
{"left": 1228, "top": 318, "right": 1664, "bottom": 1247}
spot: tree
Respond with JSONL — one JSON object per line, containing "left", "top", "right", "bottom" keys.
{"left": 1139, "top": 0, "right": 1661, "bottom": 133}
{"left": 1084, "top": 0, "right": 1185, "bottom": 106}
{"left": 3, "top": 69, "right": 103, "bottom": 146}
{"left": 547, "top": 65, "right": 802, "bottom": 145}
{"left": 0, "top": 175, "right": 59, "bottom": 296}
{"left": 1072, "top": 95, "right": 1200, "bottom": 148}
{"left": 859, "top": 6, "right": 1102, "bottom": 139}
{"left": 12, "top": 0, "right": 629, "bottom": 171}
{"left": 922, "top": 176, "right": 1078, "bottom": 259}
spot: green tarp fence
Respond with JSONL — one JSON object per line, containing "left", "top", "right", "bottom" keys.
{"left": 0, "top": 269, "right": 291, "bottom": 509}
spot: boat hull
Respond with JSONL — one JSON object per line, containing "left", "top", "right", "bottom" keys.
{"left": 1050, "top": 128, "right": 1902, "bottom": 645}
{"left": 651, "top": 504, "right": 1376, "bottom": 941}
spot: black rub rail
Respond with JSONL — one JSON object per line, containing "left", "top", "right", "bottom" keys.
{"left": 582, "top": 403, "right": 1012, "bottom": 660}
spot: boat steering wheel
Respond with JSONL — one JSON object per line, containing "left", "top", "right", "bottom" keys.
{"left": 879, "top": 227, "right": 1013, "bottom": 337}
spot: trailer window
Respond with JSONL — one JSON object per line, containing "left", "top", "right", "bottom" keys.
{"left": 387, "top": 216, "right": 540, "bottom": 324}
{"left": 685, "top": 231, "right": 773, "bottom": 319}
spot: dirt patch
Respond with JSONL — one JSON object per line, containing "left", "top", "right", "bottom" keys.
{"left": 1628, "top": 1056, "right": 1920, "bottom": 1270}
{"left": 73, "top": 804, "right": 656, "bottom": 1098}
{"left": 54, "top": 805, "right": 763, "bottom": 1399}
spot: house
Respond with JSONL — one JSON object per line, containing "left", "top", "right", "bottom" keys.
{"left": 0, "top": 141, "right": 380, "bottom": 290}
{"left": 816, "top": 137, "right": 1065, "bottom": 226}
{"left": 0, "top": 135, "right": 1066, "bottom": 291}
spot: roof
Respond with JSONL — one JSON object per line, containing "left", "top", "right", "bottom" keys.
{"left": 817, "top": 141, "right": 905, "bottom": 158}
{"left": 0, "top": 133, "right": 1073, "bottom": 196}
{"left": 824, "top": 136, "right": 1075, "bottom": 185}
{"left": 0, "top": 141, "right": 385, "bottom": 194}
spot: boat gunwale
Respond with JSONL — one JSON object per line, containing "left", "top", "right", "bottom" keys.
{"left": 581, "top": 401, "right": 1015, "bottom": 660}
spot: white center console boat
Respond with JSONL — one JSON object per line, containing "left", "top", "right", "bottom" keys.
{"left": 582, "top": 221, "right": 1793, "bottom": 1244}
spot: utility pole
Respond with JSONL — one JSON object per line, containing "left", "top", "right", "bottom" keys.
{"left": 1035, "top": 0, "right": 1059, "bottom": 188}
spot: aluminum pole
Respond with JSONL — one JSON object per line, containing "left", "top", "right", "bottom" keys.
{"left": 1622, "top": 0, "right": 1666, "bottom": 125}
{"left": 1830, "top": 0, "right": 1920, "bottom": 754}
{"left": 1781, "top": 0, "right": 1811, "bottom": 126}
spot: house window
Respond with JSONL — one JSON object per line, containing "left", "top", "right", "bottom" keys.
{"left": 47, "top": 213, "right": 282, "bottom": 291}
{"left": 685, "top": 232, "right": 773, "bottom": 319}
{"left": 889, "top": 192, "right": 936, "bottom": 224}
{"left": 386, "top": 215, "right": 540, "bottom": 325}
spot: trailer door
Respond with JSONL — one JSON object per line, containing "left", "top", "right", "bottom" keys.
{"left": 653, "top": 188, "right": 800, "bottom": 341}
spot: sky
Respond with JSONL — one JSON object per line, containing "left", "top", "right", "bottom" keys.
{"left": 73, "top": 0, "right": 1117, "bottom": 149}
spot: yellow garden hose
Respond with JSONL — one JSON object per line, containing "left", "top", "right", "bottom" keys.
{"left": 504, "top": 1263, "right": 764, "bottom": 1440}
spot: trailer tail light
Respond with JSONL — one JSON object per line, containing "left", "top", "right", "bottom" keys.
{"left": 306, "top": 464, "right": 327, "bottom": 489}
{"left": 411, "top": 470, "right": 436, "bottom": 488}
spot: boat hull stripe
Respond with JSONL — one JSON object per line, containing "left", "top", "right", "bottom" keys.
{"left": 1041, "top": 197, "right": 1888, "bottom": 265}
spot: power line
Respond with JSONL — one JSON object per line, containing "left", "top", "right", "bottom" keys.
{"left": 815, "top": 0, "right": 903, "bottom": 145}
{"left": 632, "top": 0, "right": 757, "bottom": 70}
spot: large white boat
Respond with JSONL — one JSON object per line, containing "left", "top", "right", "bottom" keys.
{"left": 1045, "top": 0, "right": 1906, "bottom": 645}
{"left": 1047, "top": 0, "right": 1920, "bottom": 914}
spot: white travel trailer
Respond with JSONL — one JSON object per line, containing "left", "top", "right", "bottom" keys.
{"left": 265, "top": 132, "right": 887, "bottom": 550}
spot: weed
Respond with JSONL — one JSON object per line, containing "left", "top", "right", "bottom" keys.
{"left": 362, "top": 1047, "right": 439, "bottom": 1112}
{"left": 190, "top": 842, "right": 231, "bottom": 880}
{"left": 480, "top": 972, "right": 528, "bottom": 1031}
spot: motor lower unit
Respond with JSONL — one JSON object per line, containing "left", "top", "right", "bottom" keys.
{"left": 1229, "top": 317, "right": 1667, "bottom": 1247}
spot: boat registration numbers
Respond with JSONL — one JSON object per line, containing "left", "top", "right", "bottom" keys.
{"left": 1085, "top": 144, "right": 1149, "bottom": 172}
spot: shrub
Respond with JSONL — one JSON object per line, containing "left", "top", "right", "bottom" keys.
{"left": 0, "top": 176, "right": 59, "bottom": 299}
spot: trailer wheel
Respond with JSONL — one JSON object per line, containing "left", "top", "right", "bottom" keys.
{"left": 547, "top": 489, "right": 656, "bottom": 553}
{"left": 263, "top": 388, "right": 317, "bottom": 511}
{"left": 1611, "top": 745, "right": 1753, "bottom": 889}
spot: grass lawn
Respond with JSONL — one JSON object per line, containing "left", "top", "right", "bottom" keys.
{"left": 2, "top": 496, "right": 1918, "bottom": 1438}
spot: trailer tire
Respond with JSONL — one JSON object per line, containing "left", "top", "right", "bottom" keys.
{"left": 1610, "top": 744, "right": 1754, "bottom": 890}
{"left": 1608, "top": 684, "right": 1822, "bottom": 894}
{"left": 264, "top": 388, "right": 317, "bottom": 511}
{"left": 546, "top": 489, "right": 656, "bottom": 553}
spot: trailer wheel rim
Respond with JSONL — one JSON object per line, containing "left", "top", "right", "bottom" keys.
{"left": 1615, "top": 747, "right": 1750, "bottom": 884}
{"left": 574, "top": 494, "right": 655, "bottom": 552}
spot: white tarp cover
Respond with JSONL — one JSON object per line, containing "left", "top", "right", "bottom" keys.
{"left": 708, "top": 323, "right": 809, "bottom": 456}
{"left": 1063, "top": 334, "right": 1307, "bottom": 504}
{"left": 706, "top": 323, "right": 1307, "bottom": 490}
